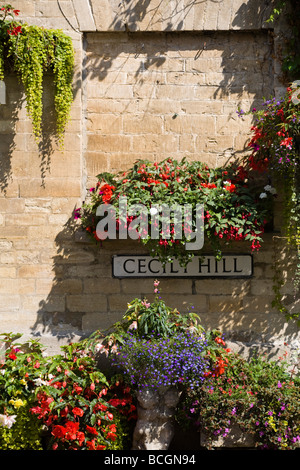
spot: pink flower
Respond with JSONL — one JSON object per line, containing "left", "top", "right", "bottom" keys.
{"left": 128, "top": 321, "right": 137, "bottom": 330}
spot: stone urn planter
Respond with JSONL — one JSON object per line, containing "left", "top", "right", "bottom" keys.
{"left": 132, "top": 386, "right": 181, "bottom": 450}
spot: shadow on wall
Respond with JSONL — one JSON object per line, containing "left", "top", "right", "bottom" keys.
{"left": 78, "top": 0, "right": 275, "bottom": 95}
{"left": 77, "top": 1, "right": 276, "bottom": 173}
{"left": 31, "top": 214, "right": 89, "bottom": 342}
{"left": 0, "top": 75, "right": 24, "bottom": 194}
{"left": 231, "top": 0, "right": 273, "bottom": 30}
{"left": 98, "top": 0, "right": 205, "bottom": 33}
{"left": 0, "top": 75, "right": 65, "bottom": 194}
{"left": 81, "top": 28, "right": 274, "bottom": 171}
{"left": 29, "top": 213, "right": 299, "bottom": 353}
{"left": 215, "top": 0, "right": 275, "bottom": 101}
{"left": 99, "top": 0, "right": 272, "bottom": 33}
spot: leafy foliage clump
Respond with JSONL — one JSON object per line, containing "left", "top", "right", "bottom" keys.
{"left": 0, "top": 4, "right": 74, "bottom": 145}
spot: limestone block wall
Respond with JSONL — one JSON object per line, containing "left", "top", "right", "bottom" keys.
{"left": 85, "top": 29, "right": 273, "bottom": 184}
{"left": 0, "top": 0, "right": 299, "bottom": 354}
{"left": 0, "top": 0, "right": 84, "bottom": 351}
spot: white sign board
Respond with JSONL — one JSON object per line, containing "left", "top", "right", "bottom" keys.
{"left": 112, "top": 255, "right": 253, "bottom": 278}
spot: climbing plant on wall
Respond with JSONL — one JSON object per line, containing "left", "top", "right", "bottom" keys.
{"left": 0, "top": 4, "right": 74, "bottom": 145}
{"left": 267, "top": 0, "right": 300, "bottom": 80}
{"left": 238, "top": 86, "right": 300, "bottom": 322}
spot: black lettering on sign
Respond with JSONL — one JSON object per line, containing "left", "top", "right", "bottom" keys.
{"left": 123, "top": 258, "right": 135, "bottom": 274}
{"left": 148, "top": 259, "right": 160, "bottom": 274}
{"left": 233, "top": 257, "right": 243, "bottom": 273}
{"left": 222, "top": 258, "right": 232, "bottom": 273}
{"left": 199, "top": 258, "right": 211, "bottom": 273}
{"left": 138, "top": 258, "right": 147, "bottom": 274}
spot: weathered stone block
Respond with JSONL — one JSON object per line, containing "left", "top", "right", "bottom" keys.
{"left": 66, "top": 294, "right": 108, "bottom": 312}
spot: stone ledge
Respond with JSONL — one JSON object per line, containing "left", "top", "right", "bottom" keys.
{"left": 87, "top": 0, "right": 273, "bottom": 33}
{"left": 72, "top": 0, "right": 96, "bottom": 31}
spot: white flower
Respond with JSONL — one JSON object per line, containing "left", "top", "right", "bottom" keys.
{"left": 94, "top": 343, "right": 109, "bottom": 356}
{"left": 149, "top": 207, "right": 158, "bottom": 215}
{"left": 259, "top": 192, "right": 267, "bottom": 199}
{"left": 33, "top": 378, "right": 48, "bottom": 387}
{"left": 264, "top": 185, "right": 277, "bottom": 194}
{"left": 0, "top": 414, "right": 17, "bottom": 429}
{"left": 94, "top": 343, "right": 103, "bottom": 352}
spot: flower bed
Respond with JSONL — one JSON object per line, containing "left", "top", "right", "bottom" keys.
{"left": 87, "top": 281, "right": 300, "bottom": 450}
{"left": 177, "top": 347, "right": 300, "bottom": 450}
{"left": 0, "top": 333, "right": 137, "bottom": 450}
{"left": 0, "top": 282, "right": 299, "bottom": 450}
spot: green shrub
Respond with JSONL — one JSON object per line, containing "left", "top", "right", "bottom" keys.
{"left": 176, "top": 348, "right": 300, "bottom": 450}
{"left": 0, "top": 402, "right": 43, "bottom": 450}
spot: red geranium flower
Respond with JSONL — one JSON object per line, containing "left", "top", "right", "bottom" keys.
{"left": 100, "top": 184, "right": 115, "bottom": 203}
{"left": 77, "top": 431, "right": 85, "bottom": 446}
{"left": 201, "top": 183, "right": 217, "bottom": 189}
{"left": 109, "top": 424, "right": 117, "bottom": 433}
{"left": 280, "top": 136, "right": 293, "bottom": 147}
{"left": 73, "top": 384, "right": 83, "bottom": 394}
{"left": 72, "top": 407, "right": 84, "bottom": 417}
{"left": 7, "top": 25, "right": 22, "bottom": 36}
{"left": 86, "top": 425, "right": 98, "bottom": 436}
{"left": 86, "top": 439, "right": 96, "bottom": 450}
{"left": 225, "top": 183, "right": 236, "bottom": 193}
{"left": 52, "top": 425, "right": 67, "bottom": 439}
{"left": 65, "top": 420, "right": 79, "bottom": 440}
{"left": 8, "top": 351, "right": 17, "bottom": 360}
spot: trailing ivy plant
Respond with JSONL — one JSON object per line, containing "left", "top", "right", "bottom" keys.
{"left": 0, "top": 4, "right": 74, "bottom": 145}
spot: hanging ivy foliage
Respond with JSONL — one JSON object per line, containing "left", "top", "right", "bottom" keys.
{"left": 0, "top": 4, "right": 74, "bottom": 145}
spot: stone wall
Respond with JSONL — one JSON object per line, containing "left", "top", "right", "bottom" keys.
{"left": 85, "top": 29, "right": 272, "bottom": 181}
{"left": 0, "top": 0, "right": 299, "bottom": 355}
